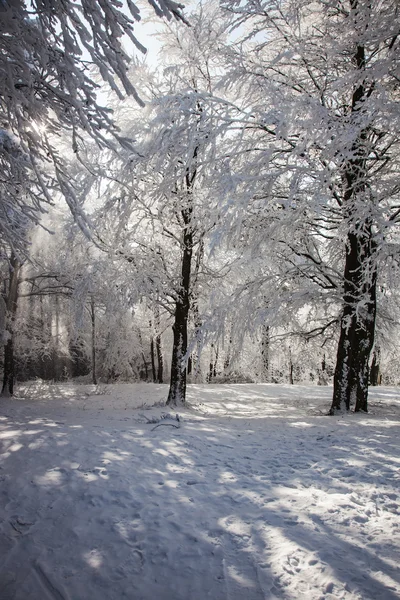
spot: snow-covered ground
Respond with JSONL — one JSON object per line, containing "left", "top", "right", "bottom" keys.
{"left": 0, "top": 382, "right": 399, "bottom": 600}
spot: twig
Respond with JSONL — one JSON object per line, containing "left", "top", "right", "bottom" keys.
{"left": 151, "top": 423, "right": 181, "bottom": 431}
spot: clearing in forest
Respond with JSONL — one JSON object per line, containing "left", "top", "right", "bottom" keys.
{"left": 0, "top": 382, "right": 399, "bottom": 599}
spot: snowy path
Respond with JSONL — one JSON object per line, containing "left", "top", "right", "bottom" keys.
{"left": 0, "top": 383, "right": 399, "bottom": 599}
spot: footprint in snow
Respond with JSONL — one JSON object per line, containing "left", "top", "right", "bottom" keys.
{"left": 9, "top": 516, "right": 35, "bottom": 535}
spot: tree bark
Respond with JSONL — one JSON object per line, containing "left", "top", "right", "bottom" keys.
{"left": 261, "top": 324, "right": 270, "bottom": 382}
{"left": 370, "top": 347, "right": 380, "bottom": 386}
{"left": 208, "top": 343, "right": 218, "bottom": 382}
{"left": 331, "top": 233, "right": 377, "bottom": 412}
{"left": 166, "top": 206, "right": 193, "bottom": 407}
{"left": 156, "top": 334, "right": 163, "bottom": 383}
{"left": 150, "top": 334, "right": 157, "bottom": 382}
{"left": 288, "top": 346, "right": 294, "bottom": 385}
{"left": 191, "top": 300, "right": 203, "bottom": 382}
{"left": 1, "top": 254, "right": 21, "bottom": 396}
{"left": 330, "top": 15, "right": 377, "bottom": 414}
{"left": 154, "top": 305, "right": 164, "bottom": 383}
{"left": 90, "top": 296, "right": 97, "bottom": 385}
{"left": 166, "top": 129, "right": 201, "bottom": 406}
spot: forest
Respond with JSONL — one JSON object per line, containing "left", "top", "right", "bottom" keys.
{"left": 1, "top": 0, "right": 400, "bottom": 412}
{"left": 1, "top": 2, "right": 400, "bottom": 599}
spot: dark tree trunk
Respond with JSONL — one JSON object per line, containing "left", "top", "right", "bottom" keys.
{"left": 1, "top": 254, "right": 21, "bottom": 396}
{"left": 166, "top": 254, "right": 191, "bottom": 405}
{"left": 156, "top": 334, "right": 164, "bottom": 383}
{"left": 330, "top": 24, "right": 378, "bottom": 414}
{"left": 261, "top": 324, "right": 270, "bottom": 382}
{"left": 330, "top": 225, "right": 377, "bottom": 413}
{"left": 208, "top": 343, "right": 217, "bottom": 382}
{"left": 167, "top": 205, "right": 193, "bottom": 406}
{"left": 166, "top": 133, "right": 201, "bottom": 406}
{"left": 151, "top": 306, "right": 164, "bottom": 383}
{"left": 167, "top": 298, "right": 189, "bottom": 405}
{"left": 213, "top": 345, "right": 219, "bottom": 379}
{"left": 154, "top": 304, "right": 164, "bottom": 383}
{"left": 370, "top": 347, "right": 380, "bottom": 386}
{"left": 331, "top": 237, "right": 376, "bottom": 413}
{"left": 2, "top": 337, "right": 15, "bottom": 396}
{"left": 90, "top": 296, "right": 97, "bottom": 385}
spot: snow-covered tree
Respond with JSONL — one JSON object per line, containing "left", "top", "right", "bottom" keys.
{"left": 0, "top": 0, "right": 186, "bottom": 255}
{"left": 219, "top": 0, "right": 400, "bottom": 412}
{"left": 94, "top": 7, "right": 232, "bottom": 405}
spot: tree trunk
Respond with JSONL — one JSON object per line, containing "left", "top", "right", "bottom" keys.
{"left": 166, "top": 208, "right": 193, "bottom": 407}
{"left": 331, "top": 242, "right": 376, "bottom": 413}
{"left": 261, "top": 324, "right": 270, "bottom": 382}
{"left": 370, "top": 347, "right": 380, "bottom": 386}
{"left": 154, "top": 305, "right": 164, "bottom": 383}
{"left": 214, "top": 345, "right": 219, "bottom": 378}
{"left": 90, "top": 296, "right": 97, "bottom": 385}
{"left": 150, "top": 334, "right": 157, "bottom": 382}
{"left": 330, "top": 22, "right": 377, "bottom": 414}
{"left": 1, "top": 254, "right": 21, "bottom": 396}
{"left": 208, "top": 343, "right": 216, "bottom": 382}
{"left": 318, "top": 354, "right": 328, "bottom": 386}
{"left": 167, "top": 301, "right": 189, "bottom": 405}
{"left": 289, "top": 346, "right": 294, "bottom": 385}
{"left": 191, "top": 300, "right": 203, "bottom": 382}
{"left": 156, "top": 334, "right": 163, "bottom": 383}
{"left": 223, "top": 326, "right": 233, "bottom": 373}
{"left": 330, "top": 203, "right": 377, "bottom": 412}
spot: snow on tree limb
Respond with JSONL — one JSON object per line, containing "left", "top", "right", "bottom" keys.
{"left": 0, "top": 0, "right": 188, "bottom": 255}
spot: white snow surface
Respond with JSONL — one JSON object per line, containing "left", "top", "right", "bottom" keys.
{"left": 0, "top": 382, "right": 399, "bottom": 600}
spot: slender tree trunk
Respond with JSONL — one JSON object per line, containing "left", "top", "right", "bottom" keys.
{"left": 167, "top": 135, "right": 201, "bottom": 406}
{"left": 154, "top": 305, "right": 164, "bottom": 383}
{"left": 156, "top": 334, "right": 163, "bottom": 383}
{"left": 54, "top": 294, "right": 61, "bottom": 380}
{"left": 370, "top": 347, "right": 380, "bottom": 386}
{"left": 208, "top": 343, "right": 215, "bottom": 382}
{"left": 90, "top": 296, "right": 97, "bottom": 385}
{"left": 150, "top": 333, "right": 157, "bottom": 382}
{"left": 213, "top": 344, "right": 219, "bottom": 379}
{"left": 289, "top": 346, "right": 294, "bottom": 385}
{"left": 2, "top": 337, "right": 15, "bottom": 396}
{"left": 318, "top": 354, "right": 328, "bottom": 386}
{"left": 223, "top": 325, "right": 233, "bottom": 373}
{"left": 1, "top": 254, "right": 21, "bottom": 396}
{"left": 167, "top": 207, "right": 193, "bottom": 406}
{"left": 261, "top": 324, "right": 270, "bottom": 382}
{"left": 191, "top": 300, "right": 203, "bottom": 382}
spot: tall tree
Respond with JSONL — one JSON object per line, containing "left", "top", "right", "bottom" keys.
{"left": 95, "top": 6, "right": 231, "bottom": 405}
{"left": 220, "top": 0, "right": 400, "bottom": 412}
